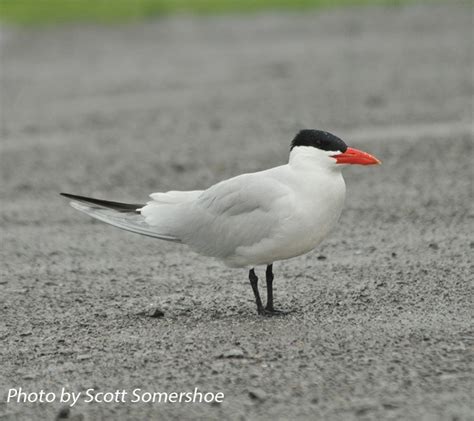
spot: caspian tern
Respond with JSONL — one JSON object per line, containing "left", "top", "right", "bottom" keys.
{"left": 61, "top": 129, "right": 380, "bottom": 315}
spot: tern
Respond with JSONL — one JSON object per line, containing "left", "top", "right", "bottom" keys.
{"left": 61, "top": 130, "right": 380, "bottom": 315}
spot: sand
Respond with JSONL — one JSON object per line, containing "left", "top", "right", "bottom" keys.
{"left": 0, "top": 3, "right": 472, "bottom": 420}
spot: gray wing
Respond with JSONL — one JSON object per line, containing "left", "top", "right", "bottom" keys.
{"left": 176, "top": 172, "right": 292, "bottom": 260}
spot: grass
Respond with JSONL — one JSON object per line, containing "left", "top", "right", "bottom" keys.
{"left": 0, "top": 0, "right": 434, "bottom": 25}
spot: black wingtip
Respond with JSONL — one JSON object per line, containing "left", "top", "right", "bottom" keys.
{"left": 59, "top": 192, "right": 144, "bottom": 213}
{"left": 60, "top": 192, "right": 75, "bottom": 199}
{"left": 60, "top": 192, "right": 94, "bottom": 202}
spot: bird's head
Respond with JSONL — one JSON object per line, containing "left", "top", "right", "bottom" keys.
{"left": 290, "top": 129, "right": 381, "bottom": 169}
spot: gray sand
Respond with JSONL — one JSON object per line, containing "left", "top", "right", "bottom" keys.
{"left": 0, "top": 3, "right": 473, "bottom": 420}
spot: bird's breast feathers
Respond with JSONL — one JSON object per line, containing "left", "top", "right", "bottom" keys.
{"left": 230, "top": 170, "right": 345, "bottom": 266}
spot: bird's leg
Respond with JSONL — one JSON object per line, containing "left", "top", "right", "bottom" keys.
{"left": 265, "top": 264, "right": 275, "bottom": 311}
{"left": 249, "top": 268, "right": 265, "bottom": 315}
{"left": 264, "top": 264, "right": 289, "bottom": 315}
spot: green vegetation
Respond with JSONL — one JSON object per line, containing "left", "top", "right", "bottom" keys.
{"left": 0, "top": 0, "right": 431, "bottom": 25}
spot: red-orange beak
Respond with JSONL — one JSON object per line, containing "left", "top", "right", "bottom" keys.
{"left": 333, "top": 147, "right": 381, "bottom": 165}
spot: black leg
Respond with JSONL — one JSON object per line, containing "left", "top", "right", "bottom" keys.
{"left": 265, "top": 264, "right": 275, "bottom": 311}
{"left": 249, "top": 268, "right": 264, "bottom": 315}
{"left": 264, "top": 264, "right": 290, "bottom": 315}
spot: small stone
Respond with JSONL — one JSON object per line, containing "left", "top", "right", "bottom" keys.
{"left": 391, "top": 252, "right": 397, "bottom": 258}
{"left": 355, "top": 406, "right": 373, "bottom": 416}
{"left": 429, "top": 242, "right": 439, "bottom": 250}
{"left": 148, "top": 308, "right": 165, "bottom": 318}
{"left": 382, "top": 402, "right": 399, "bottom": 410}
{"left": 220, "top": 348, "right": 244, "bottom": 359}
{"left": 56, "top": 407, "right": 70, "bottom": 419}
{"left": 248, "top": 388, "right": 267, "bottom": 401}
{"left": 317, "top": 255, "right": 327, "bottom": 260}
{"left": 19, "top": 331, "right": 32, "bottom": 337}
{"left": 76, "top": 354, "right": 92, "bottom": 361}
{"left": 56, "top": 410, "right": 84, "bottom": 421}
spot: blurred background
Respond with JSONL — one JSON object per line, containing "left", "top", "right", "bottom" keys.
{"left": 0, "top": 0, "right": 435, "bottom": 24}
{"left": 1, "top": 1, "right": 472, "bottom": 420}
{"left": 1, "top": 0, "right": 470, "bottom": 199}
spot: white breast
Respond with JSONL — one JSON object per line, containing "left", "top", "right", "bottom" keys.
{"left": 229, "top": 166, "right": 346, "bottom": 267}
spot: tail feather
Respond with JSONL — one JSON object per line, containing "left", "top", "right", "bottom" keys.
{"left": 61, "top": 193, "right": 181, "bottom": 243}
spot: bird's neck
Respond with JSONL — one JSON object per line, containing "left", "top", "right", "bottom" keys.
{"left": 288, "top": 148, "right": 340, "bottom": 175}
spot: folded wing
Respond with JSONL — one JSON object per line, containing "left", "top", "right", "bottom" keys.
{"left": 173, "top": 173, "right": 293, "bottom": 263}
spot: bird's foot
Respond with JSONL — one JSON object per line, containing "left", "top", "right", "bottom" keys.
{"left": 258, "top": 307, "right": 292, "bottom": 316}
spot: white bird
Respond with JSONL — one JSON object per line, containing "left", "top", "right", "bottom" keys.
{"left": 61, "top": 130, "right": 380, "bottom": 315}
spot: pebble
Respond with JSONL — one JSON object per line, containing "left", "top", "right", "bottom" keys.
{"left": 76, "top": 354, "right": 92, "bottom": 361}
{"left": 148, "top": 308, "right": 165, "bottom": 318}
{"left": 220, "top": 348, "right": 245, "bottom": 359}
{"left": 55, "top": 407, "right": 85, "bottom": 421}
{"left": 248, "top": 388, "right": 267, "bottom": 401}
{"left": 56, "top": 407, "right": 70, "bottom": 419}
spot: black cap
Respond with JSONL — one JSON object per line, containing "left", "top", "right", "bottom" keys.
{"left": 290, "top": 129, "right": 347, "bottom": 152}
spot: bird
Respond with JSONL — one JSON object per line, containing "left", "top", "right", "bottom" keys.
{"left": 61, "top": 129, "right": 380, "bottom": 316}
